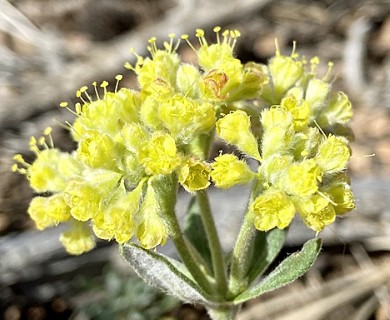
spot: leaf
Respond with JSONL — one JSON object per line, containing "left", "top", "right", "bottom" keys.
{"left": 183, "top": 196, "right": 213, "bottom": 273}
{"left": 233, "top": 238, "right": 322, "bottom": 304}
{"left": 246, "top": 228, "right": 286, "bottom": 284}
{"left": 120, "top": 242, "right": 214, "bottom": 305}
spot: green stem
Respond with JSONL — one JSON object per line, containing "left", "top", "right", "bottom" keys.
{"left": 228, "top": 182, "right": 261, "bottom": 298}
{"left": 196, "top": 190, "right": 228, "bottom": 298}
{"left": 166, "top": 205, "right": 214, "bottom": 295}
{"left": 228, "top": 211, "right": 257, "bottom": 298}
{"left": 207, "top": 305, "right": 241, "bottom": 320}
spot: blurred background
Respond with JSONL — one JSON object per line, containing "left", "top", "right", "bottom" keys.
{"left": 1, "top": 0, "right": 390, "bottom": 319}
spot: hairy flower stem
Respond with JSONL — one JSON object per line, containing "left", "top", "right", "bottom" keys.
{"left": 165, "top": 205, "right": 214, "bottom": 295}
{"left": 228, "top": 184, "right": 260, "bottom": 298}
{"left": 228, "top": 212, "right": 256, "bottom": 297}
{"left": 196, "top": 190, "right": 228, "bottom": 298}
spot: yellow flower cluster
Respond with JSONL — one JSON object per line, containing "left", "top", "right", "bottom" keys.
{"left": 211, "top": 45, "right": 354, "bottom": 232}
{"left": 13, "top": 27, "right": 355, "bottom": 254}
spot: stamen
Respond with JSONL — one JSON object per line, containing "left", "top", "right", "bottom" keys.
{"left": 231, "top": 30, "right": 241, "bottom": 50}
{"left": 44, "top": 127, "right": 54, "bottom": 148}
{"left": 13, "top": 154, "right": 30, "bottom": 168}
{"left": 125, "top": 48, "right": 144, "bottom": 71}
{"left": 310, "top": 56, "right": 319, "bottom": 74}
{"left": 314, "top": 120, "right": 327, "bottom": 139}
{"left": 163, "top": 41, "right": 170, "bottom": 52}
{"left": 38, "top": 136, "right": 47, "bottom": 149}
{"left": 274, "top": 39, "right": 280, "bottom": 56}
{"left": 317, "top": 190, "right": 338, "bottom": 206}
{"left": 323, "top": 61, "right": 334, "bottom": 81}
{"left": 350, "top": 153, "right": 375, "bottom": 159}
{"left": 181, "top": 34, "right": 197, "bottom": 53}
{"left": 291, "top": 41, "right": 298, "bottom": 58}
{"left": 59, "top": 101, "right": 78, "bottom": 117}
{"left": 213, "top": 26, "right": 221, "bottom": 44}
{"left": 80, "top": 85, "right": 92, "bottom": 102}
{"left": 115, "top": 74, "right": 123, "bottom": 93}
{"left": 100, "top": 81, "right": 109, "bottom": 98}
{"left": 168, "top": 33, "right": 175, "bottom": 53}
{"left": 195, "top": 29, "right": 207, "bottom": 46}
{"left": 92, "top": 81, "right": 100, "bottom": 100}
{"left": 11, "top": 163, "right": 27, "bottom": 175}
{"left": 148, "top": 37, "right": 157, "bottom": 57}
{"left": 75, "top": 102, "right": 82, "bottom": 115}
{"left": 76, "top": 89, "right": 87, "bottom": 104}
{"left": 222, "top": 30, "right": 229, "bottom": 44}
{"left": 29, "top": 136, "right": 40, "bottom": 154}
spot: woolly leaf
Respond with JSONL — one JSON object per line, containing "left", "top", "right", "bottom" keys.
{"left": 246, "top": 228, "right": 286, "bottom": 285}
{"left": 233, "top": 238, "right": 322, "bottom": 304}
{"left": 121, "top": 243, "right": 213, "bottom": 305}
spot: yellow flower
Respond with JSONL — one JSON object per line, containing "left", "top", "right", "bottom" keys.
{"left": 291, "top": 127, "right": 322, "bottom": 159}
{"left": 297, "top": 194, "right": 336, "bottom": 232}
{"left": 73, "top": 89, "right": 141, "bottom": 139}
{"left": 216, "top": 110, "right": 261, "bottom": 161}
{"left": 305, "top": 78, "right": 330, "bottom": 110}
{"left": 92, "top": 179, "right": 145, "bottom": 243}
{"left": 260, "top": 107, "right": 295, "bottom": 159}
{"left": 211, "top": 154, "right": 255, "bottom": 189}
{"left": 138, "top": 132, "right": 182, "bottom": 175}
{"left": 261, "top": 106, "right": 293, "bottom": 132}
{"left": 64, "top": 170, "right": 121, "bottom": 222}
{"left": 322, "top": 181, "right": 355, "bottom": 215}
{"left": 285, "top": 159, "right": 322, "bottom": 197}
{"left": 118, "top": 123, "right": 149, "bottom": 153}
{"left": 59, "top": 220, "right": 96, "bottom": 255}
{"left": 28, "top": 194, "right": 70, "bottom": 230}
{"left": 137, "top": 180, "right": 168, "bottom": 249}
{"left": 315, "top": 135, "right": 350, "bottom": 173}
{"left": 261, "top": 154, "right": 293, "bottom": 185}
{"left": 261, "top": 46, "right": 304, "bottom": 104}
{"left": 127, "top": 36, "right": 180, "bottom": 88}
{"left": 139, "top": 96, "right": 164, "bottom": 130}
{"left": 192, "top": 28, "right": 240, "bottom": 71}
{"left": 12, "top": 134, "right": 83, "bottom": 193}
{"left": 281, "top": 96, "right": 310, "bottom": 131}
{"left": 77, "top": 131, "right": 120, "bottom": 170}
{"left": 178, "top": 158, "right": 211, "bottom": 192}
{"left": 176, "top": 64, "right": 200, "bottom": 98}
{"left": 317, "top": 92, "right": 353, "bottom": 127}
{"left": 200, "top": 69, "right": 230, "bottom": 100}
{"left": 158, "top": 95, "right": 216, "bottom": 143}
{"left": 251, "top": 190, "right": 295, "bottom": 231}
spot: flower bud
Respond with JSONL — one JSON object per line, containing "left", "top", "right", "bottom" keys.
{"left": 216, "top": 110, "right": 261, "bottom": 161}
{"left": 60, "top": 220, "right": 96, "bottom": 255}
{"left": 211, "top": 154, "right": 255, "bottom": 189}
{"left": 137, "top": 181, "right": 168, "bottom": 249}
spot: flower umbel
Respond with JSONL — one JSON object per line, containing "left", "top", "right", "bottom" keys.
{"left": 13, "top": 27, "right": 355, "bottom": 302}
